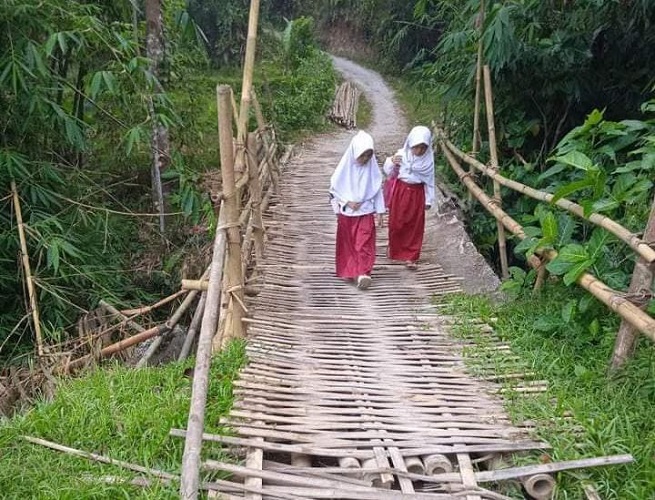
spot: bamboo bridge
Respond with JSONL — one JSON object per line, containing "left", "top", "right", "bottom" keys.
{"left": 169, "top": 73, "right": 636, "bottom": 497}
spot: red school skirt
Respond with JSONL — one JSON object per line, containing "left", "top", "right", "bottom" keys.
{"left": 387, "top": 180, "right": 425, "bottom": 262}
{"left": 335, "top": 213, "right": 376, "bottom": 278}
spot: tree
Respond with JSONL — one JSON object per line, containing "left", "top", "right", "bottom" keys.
{"left": 146, "top": 0, "right": 169, "bottom": 234}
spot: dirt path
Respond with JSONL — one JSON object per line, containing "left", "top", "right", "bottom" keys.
{"left": 331, "top": 56, "right": 500, "bottom": 294}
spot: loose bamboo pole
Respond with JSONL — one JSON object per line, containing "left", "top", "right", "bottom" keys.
{"left": 67, "top": 323, "right": 168, "bottom": 370}
{"left": 439, "top": 135, "right": 655, "bottom": 264}
{"left": 120, "top": 289, "right": 187, "bottom": 316}
{"left": 251, "top": 91, "right": 266, "bottom": 132}
{"left": 179, "top": 201, "right": 228, "bottom": 500}
{"left": 177, "top": 292, "right": 206, "bottom": 362}
{"left": 441, "top": 143, "right": 655, "bottom": 343}
{"left": 11, "top": 181, "right": 44, "bottom": 356}
{"left": 23, "top": 435, "right": 178, "bottom": 481}
{"left": 215, "top": 85, "right": 245, "bottom": 350}
{"left": 610, "top": 192, "right": 655, "bottom": 370}
{"left": 482, "top": 65, "right": 509, "bottom": 280}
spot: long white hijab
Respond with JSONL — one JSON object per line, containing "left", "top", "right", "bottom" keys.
{"left": 330, "top": 131, "right": 382, "bottom": 203}
{"left": 401, "top": 125, "right": 434, "bottom": 182}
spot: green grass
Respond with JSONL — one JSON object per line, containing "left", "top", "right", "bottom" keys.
{"left": 436, "top": 289, "right": 655, "bottom": 499}
{"left": 0, "top": 340, "right": 246, "bottom": 499}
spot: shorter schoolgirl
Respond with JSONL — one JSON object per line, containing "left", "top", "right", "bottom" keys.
{"left": 383, "top": 125, "right": 435, "bottom": 270}
{"left": 329, "top": 131, "right": 385, "bottom": 289}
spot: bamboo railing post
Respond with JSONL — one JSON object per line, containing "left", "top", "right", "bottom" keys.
{"left": 610, "top": 193, "right": 655, "bottom": 370}
{"left": 247, "top": 132, "right": 265, "bottom": 265}
{"left": 215, "top": 86, "right": 245, "bottom": 351}
{"left": 11, "top": 181, "right": 45, "bottom": 357}
{"left": 482, "top": 65, "right": 509, "bottom": 280}
{"left": 232, "top": 0, "right": 261, "bottom": 183}
{"left": 179, "top": 202, "right": 228, "bottom": 500}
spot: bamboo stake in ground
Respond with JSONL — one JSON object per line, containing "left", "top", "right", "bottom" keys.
{"left": 215, "top": 86, "right": 245, "bottom": 350}
{"left": 610, "top": 192, "right": 655, "bottom": 370}
{"left": 482, "top": 65, "right": 509, "bottom": 280}
{"left": 179, "top": 202, "right": 228, "bottom": 500}
{"left": 11, "top": 181, "right": 45, "bottom": 356}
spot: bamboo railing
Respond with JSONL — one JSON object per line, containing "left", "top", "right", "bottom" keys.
{"left": 178, "top": 85, "right": 283, "bottom": 498}
{"left": 438, "top": 28, "right": 655, "bottom": 369}
{"left": 436, "top": 121, "right": 655, "bottom": 363}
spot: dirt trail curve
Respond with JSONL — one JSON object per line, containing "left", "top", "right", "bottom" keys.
{"left": 331, "top": 56, "right": 500, "bottom": 294}
{"left": 208, "top": 59, "right": 552, "bottom": 497}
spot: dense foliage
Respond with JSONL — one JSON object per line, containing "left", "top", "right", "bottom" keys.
{"left": 0, "top": 1, "right": 335, "bottom": 359}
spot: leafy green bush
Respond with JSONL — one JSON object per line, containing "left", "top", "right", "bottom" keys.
{"left": 261, "top": 50, "right": 336, "bottom": 139}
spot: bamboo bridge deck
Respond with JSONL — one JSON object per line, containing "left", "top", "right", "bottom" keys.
{"left": 190, "top": 137, "right": 568, "bottom": 499}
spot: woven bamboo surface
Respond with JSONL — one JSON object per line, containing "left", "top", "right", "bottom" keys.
{"left": 206, "top": 138, "right": 551, "bottom": 499}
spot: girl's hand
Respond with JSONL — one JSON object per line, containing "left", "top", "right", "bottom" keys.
{"left": 347, "top": 201, "right": 362, "bottom": 211}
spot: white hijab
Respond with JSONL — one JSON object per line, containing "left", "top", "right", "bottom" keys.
{"left": 330, "top": 131, "right": 382, "bottom": 203}
{"left": 401, "top": 125, "right": 434, "bottom": 182}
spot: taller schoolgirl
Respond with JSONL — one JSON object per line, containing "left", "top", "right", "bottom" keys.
{"left": 329, "top": 131, "right": 385, "bottom": 290}
{"left": 383, "top": 125, "right": 435, "bottom": 270}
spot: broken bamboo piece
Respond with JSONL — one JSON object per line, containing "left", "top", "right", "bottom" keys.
{"left": 179, "top": 200, "right": 228, "bottom": 500}
{"left": 11, "top": 181, "right": 44, "bottom": 357}
{"left": 482, "top": 65, "right": 509, "bottom": 280}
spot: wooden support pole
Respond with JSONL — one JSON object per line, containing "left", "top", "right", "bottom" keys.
{"left": 11, "top": 181, "right": 44, "bottom": 356}
{"left": 482, "top": 65, "right": 509, "bottom": 280}
{"left": 215, "top": 85, "right": 245, "bottom": 350}
{"left": 610, "top": 193, "right": 655, "bottom": 369}
{"left": 23, "top": 435, "right": 178, "bottom": 481}
{"left": 179, "top": 201, "right": 228, "bottom": 500}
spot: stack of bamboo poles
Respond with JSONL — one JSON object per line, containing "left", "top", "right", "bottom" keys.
{"left": 436, "top": 0, "right": 655, "bottom": 369}
{"left": 329, "top": 81, "right": 361, "bottom": 130}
